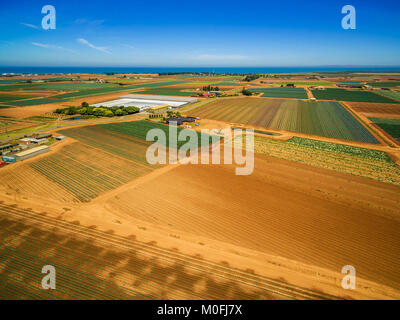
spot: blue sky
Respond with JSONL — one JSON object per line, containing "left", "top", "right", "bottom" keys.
{"left": 0, "top": 0, "right": 399, "bottom": 67}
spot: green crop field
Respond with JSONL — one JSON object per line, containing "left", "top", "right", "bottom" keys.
{"left": 312, "top": 88, "right": 398, "bottom": 103}
{"left": 135, "top": 87, "right": 196, "bottom": 96}
{"left": 370, "top": 118, "right": 400, "bottom": 142}
{"left": 376, "top": 90, "right": 400, "bottom": 102}
{"left": 367, "top": 82, "right": 400, "bottom": 88}
{"left": 25, "top": 82, "right": 119, "bottom": 91}
{"left": 51, "top": 81, "right": 188, "bottom": 99}
{"left": 188, "top": 97, "right": 379, "bottom": 143}
{"left": 58, "top": 125, "right": 154, "bottom": 164}
{"left": 287, "top": 136, "right": 391, "bottom": 161}
{"left": 0, "top": 79, "right": 31, "bottom": 84}
{"left": 0, "top": 84, "right": 34, "bottom": 91}
{"left": 132, "top": 80, "right": 188, "bottom": 88}
{"left": 248, "top": 136, "right": 400, "bottom": 185}
{"left": 336, "top": 81, "right": 363, "bottom": 85}
{"left": 249, "top": 87, "right": 308, "bottom": 99}
{"left": 4, "top": 98, "right": 67, "bottom": 106}
{"left": 0, "top": 94, "right": 36, "bottom": 102}
{"left": 31, "top": 141, "right": 154, "bottom": 202}
{"left": 51, "top": 85, "right": 141, "bottom": 99}
{"left": 275, "top": 82, "right": 337, "bottom": 87}
{"left": 184, "top": 82, "right": 217, "bottom": 86}
{"left": 216, "top": 82, "right": 244, "bottom": 86}
{"left": 97, "top": 120, "right": 219, "bottom": 149}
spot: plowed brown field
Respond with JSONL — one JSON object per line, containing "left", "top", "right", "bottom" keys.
{"left": 102, "top": 153, "right": 400, "bottom": 292}
{"left": 348, "top": 102, "right": 400, "bottom": 118}
{"left": 0, "top": 202, "right": 341, "bottom": 300}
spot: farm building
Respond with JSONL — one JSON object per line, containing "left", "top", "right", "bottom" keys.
{"left": 91, "top": 94, "right": 198, "bottom": 110}
{"left": 148, "top": 104, "right": 169, "bottom": 114}
{"left": 20, "top": 137, "right": 48, "bottom": 144}
{"left": 166, "top": 117, "right": 196, "bottom": 126}
{"left": 0, "top": 143, "right": 18, "bottom": 151}
{"left": 55, "top": 136, "right": 66, "bottom": 141}
{"left": 34, "top": 133, "right": 52, "bottom": 139}
{"left": 19, "top": 138, "right": 33, "bottom": 145}
{"left": 14, "top": 145, "right": 49, "bottom": 161}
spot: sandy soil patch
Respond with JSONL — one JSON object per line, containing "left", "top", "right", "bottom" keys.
{"left": 85, "top": 153, "right": 400, "bottom": 295}
{"left": 347, "top": 102, "right": 400, "bottom": 118}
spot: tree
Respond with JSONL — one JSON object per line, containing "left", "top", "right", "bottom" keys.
{"left": 241, "top": 88, "right": 252, "bottom": 96}
{"left": 124, "top": 106, "right": 140, "bottom": 114}
{"left": 66, "top": 106, "right": 78, "bottom": 115}
{"left": 77, "top": 107, "right": 87, "bottom": 114}
{"left": 93, "top": 107, "right": 106, "bottom": 116}
{"left": 104, "top": 110, "right": 114, "bottom": 117}
{"left": 114, "top": 109, "right": 124, "bottom": 116}
{"left": 81, "top": 102, "right": 89, "bottom": 108}
{"left": 243, "top": 75, "right": 259, "bottom": 82}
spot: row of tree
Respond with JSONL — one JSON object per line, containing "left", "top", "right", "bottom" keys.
{"left": 243, "top": 75, "right": 260, "bottom": 82}
{"left": 54, "top": 102, "right": 140, "bottom": 117}
{"left": 241, "top": 88, "right": 253, "bottom": 96}
{"left": 202, "top": 85, "right": 220, "bottom": 91}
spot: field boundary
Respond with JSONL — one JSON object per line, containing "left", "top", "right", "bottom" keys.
{"left": 341, "top": 102, "right": 395, "bottom": 147}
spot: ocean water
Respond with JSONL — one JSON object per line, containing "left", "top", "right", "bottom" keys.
{"left": 1, "top": 66, "right": 400, "bottom": 75}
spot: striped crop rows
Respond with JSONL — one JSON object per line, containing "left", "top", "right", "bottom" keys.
{"left": 30, "top": 140, "right": 154, "bottom": 202}
{"left": 0, "top": 203, "right": 338, "bottom": 300}
{"left": 250, "top": 136, "right": 400, "bottom": 185}
{"left": 189, "top": 97, "right": 379, "bottom": 143}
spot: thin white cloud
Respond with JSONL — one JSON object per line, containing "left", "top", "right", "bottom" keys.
{"left": 32, "top": 42, "right": 75, "bottom": 53}
{"left": 21, "top": 22, "right": 40, "bottom": 30}
{"left": 77, "top": 38, "right": 110, "bottom": 53}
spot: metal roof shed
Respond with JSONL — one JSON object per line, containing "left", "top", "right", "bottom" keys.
{"left": 15, "top": 145, "right": 49, "bottom": 161}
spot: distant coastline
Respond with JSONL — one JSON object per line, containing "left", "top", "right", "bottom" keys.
{"left": 1, "top": 66, "right": 400, "bottom": 75}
